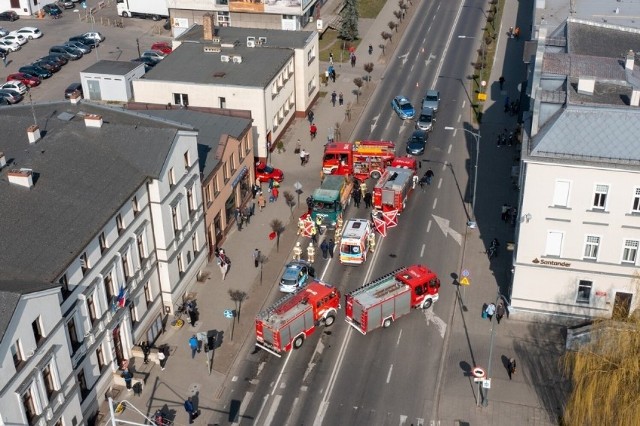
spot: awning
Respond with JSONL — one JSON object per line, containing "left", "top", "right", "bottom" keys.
{"left": 232, "top": 165, "right": 248, "bottom": 188}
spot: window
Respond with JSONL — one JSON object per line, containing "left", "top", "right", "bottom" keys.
{"left": 136, "top": 233, "right": 147, "bottom": 262}
{"left": 177, "top": 253, "right": 184, "bottom": 274}
{"left": 223, "top": 163, "right": 229, "bottom": 182}
{"left": 216, "top": 10, "right": 230, "bottom": 22}
{"left": 168, "top": 167, "right": 175, "bottom": 186}
{"left": 219, "top": 97, "right": 226, "bottom": 109}
{"left": 122, "top": 253, "right": 131, "bottom": 280}
{"left": 230, "top": 153, "right": 236, "bottom": 173}
{"left": 553, "top": 180, "right": 570, "bottom": 207}
{"left": 104, "top": 273, "right": 115, "bottom": 304}
{"left": 116, "top": 213, "right": 124, "bottom": 234}
{"left": 99, "top": 232, "right": 107, "bottom": 254}
{"left": 192, "top": 233, "right": 199, "bottom": 253}
{"left": 22, "top": 387, "right": 36, "bottom": 423}
{"left": 32, "top": 317, "right": 44, "bottom": 344}
{"left": 129, "top": 303, "right": 137, "bottom": 326}
{"left": 184, "top": 151, "right": 190, "bottom": 168}
{"left": 577, "top": 280, "right": 592, "bottom": 303}
{"left": 43, "top": 363, "right": 57, "bottom": 398}
{"left": 584, "top": 235, "right": 600, "bottom": 260}
{"left": 80, "top": 252, "right": 89, "bottom": 275}
{"left": 307, "top": 46, "right": 316, "bottom": 64}
{"left": 132, "top": 196, "right": 140, "bottom": 216}
{"left": 187, "top": 187, "right": 195, "bottom": 214}
{"left": 244, "top": 136, "right": 251, "bottom": 155}
{"left": 204, "top": 183, "right": 212, "bottom": 206}
{"left": 67, "top": 318, "right": 79, "bottom": 349}
{"left": 87, "top": 295, "right": 97, "bottom": 325}
{"left": 173, "top": 93, "right": 189, "bottom": 106}
{"left": 144, "top": 281, "right": 152, "bottom": 307}
{"left": 59, "top": 274, "right": 69, "bottom": 296}
{"left": 77, "top": 370, "right": 88, "bottom": 399}
{"left": 623, "top": 239, "right": 639, "bottom": 264}
{"left": 593, "top": 184, "right": 608, "bottom": 210}
{"left": 172, "top": 206, "right": 180, "bottom": 235}
{"left": 12, "top": 340, "right": 23, "bottom": 368}
{"left": 96, "top": 346, "right": 105, "bottom": 371}
{"left": 213, "top": 176, "right": 219, "bottom": 195}
{"left": 545, "top": 231, "right": 563, "bottom": 256}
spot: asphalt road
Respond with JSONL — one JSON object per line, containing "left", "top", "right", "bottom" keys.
{"left": 0, "top": 3, "right": 170, "bottom": 102}
{"left": 207, "top": 0, "right": 489, "bottom": 424}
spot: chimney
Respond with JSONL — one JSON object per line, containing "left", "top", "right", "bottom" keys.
{"left": 631, "top": 89, "right": 640, "bottom": 107}
{"left": 626, "top": 50, "right": 635, "bottom": 71}
{"left": 0, "top": 152, "right": 6, "bottom": 169}
{"left": 8, "top": 169, "right": 33, "bottom": 189}
{"left": 577, "top": 77, "right": 595, "bottom": 95}
{"left": 27, "top": 125, "right": 41, "bottom": 144}
{"left": 203, "top": 13, "right": 214, "bottom": 41}
{"left": 84, "top": 114, "right": 103, "bottom": 128}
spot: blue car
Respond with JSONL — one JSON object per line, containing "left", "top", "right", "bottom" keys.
{"left": 391, "top": 95, "right": 415, "bottom": 120}
{"left": 279, "top": 261, "right": 315, "bottom": 293}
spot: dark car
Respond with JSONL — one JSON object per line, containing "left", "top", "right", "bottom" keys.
{"left": 131, "top": 57, "right": 155, "bottom": 72}
{"left": 69, "top": 35, "right": 98, "bottom": 48}
{"left": 0, "top": 88, "right": 23, "bottom": 104}
{"left": 19, "top": 65, "right": 52, "bottom": 79}
{"left": 406, "top": 129, "right": 428, "bottom": 156}
{"left": 40, "top": 53, "right": 68, "bottom": 66}
{"left": 0, "top": 11, "right": 19, "bottom": 21}
{"left": 42, "top": 4, "right": 62, "bottom": 16}
{"left": 0, "top": 46, "right": 8, "bottom": 58}
{"left": 64, "top": 82, "right": 83, "bottom": 99}
{"left": 32, "top": 59, "right": 61, "bottom": 73}
{"left": 50, "top": 45, "right": 82, "bottom": 59}
{"left": 64, "top": 41, "right": 90, "bottom": 54}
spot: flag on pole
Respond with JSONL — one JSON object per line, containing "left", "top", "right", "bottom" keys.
{"left": 117, "top": 286, "right": 126, "bottom": 308}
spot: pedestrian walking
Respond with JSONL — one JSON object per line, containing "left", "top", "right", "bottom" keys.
{"left": 310, "top": 123, "right": 317, "bottom": 138}
{"left": 514, "top": 26, "right": 520, "bottom": 39}
{"left": 496, "top": 302, "right": 506, "bottom": 324}
{"left": 271, "top": 186, "right": 279, "bottom": 201}
{"left": 189, "top": 335, "right": 198, "bottom": 359}
{"left": 122, "top": 368, "right": 133, "bottom": 391}
{"left": 310, "top": 225, "right": 318, "bottom": 245}
{"left": 320, "top": 240, "right": 329, "bottom": 259}
{"left": 499, "top": 76, "right": 505, "bottom": 90}
{"left": 504, "top": 96, "right": 510, "bottom": 113}
{"left": 293, "top": 241, "right": 302, "bottom": 260}
{"left": 425, "top": 168, "right": 434, "bottom": 185}
{"left": 184, "top": 398, "right": 198, "bottom": 424}
{"left": 187, "top": 302, "right": 197, "bottom": 327}
{"left": 253, "top": 248, "right": 261, "bottom": 268}
{"left": 307, "top": 242, "right": 316, "bottom": 262}
{"left": 364, "top": 191, "right": 372, "bottom": 208}
{"left": 244, "top": 206, "right": 251, "bottom": 224}
{"left": 368, "top": 44, "right": 373, "bottom": 55}
{"left": 158, "top": 346, "right": 167, "bottom": 370}
{"left": 308, "top": 110, "right": 314, "bottom": 124}
{"left": 339, "top": 92, "right": 344, "bottom": 106}
{"left": 2, "top": 55, "right": 7, "bottom": 67}
{"left": 141, "top": 341, "right": 150, "bottom": 364}
{"left": 501, "top": 204, "right": 511, "bottom": 222}
{"left": 485, "top": 302, "right": 496, "bottom": 321}
{"left": 508, "top": 357, "right": 517, "bottom": 380}
{"left": 330, "top": 69, "right": 336, "bottom": 83}
{"left": 328, "top": 238, "right": 335, "bottom": 258}
{"left": 306, "top": 196, "right": 314, "bottom": 214}
{"left": 329, "top": 51, "right": 334, "bottom": 64}
{"left": 331, "top": 90, "right": 337, "bottom": 107}
{"left": 300, "top": 148, "right": 307, "bottom": 166}
{"left": 350, "top": 53, "right": 356, "bottom": 67}
{"left": 353, "top": 190, "right": 361, "bottom": 208}
{"left": 258, "top": 192, "right": 266, "bottom": 211}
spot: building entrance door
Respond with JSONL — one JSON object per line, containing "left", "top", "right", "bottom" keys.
{"left": 112, "top": 326, "right": 125, "bottom": 368}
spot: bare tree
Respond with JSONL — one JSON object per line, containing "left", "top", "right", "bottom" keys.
{"left": 353, "top": 78, "right": 363, "bottom": 103}
{"left": 363, "top": 62, "right": 374, "bottom": 84}
{"left": 270, "top": 219, "right": 284, "bottom": 252}
{"left": 393, "top": 10, "right": 402, "bottom": 22}
{"left": 228, "top": 290, "right": 248, "bottom": 324}
{"left": 283, "top": 190, "right": 295, "bottom": 216}
{"left": 381, "top": 31, "right": 392, "bottom": 44}
{"left": 388, "top": 21, "right": 398, "bottom": 33}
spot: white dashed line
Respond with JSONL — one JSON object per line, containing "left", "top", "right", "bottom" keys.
{"left": 396, "top": 329, "right": 403, "bottom": 346}
{"left": 427, "top": 219, "right": 432, "bottom": 232}
{"left": 447, "top": 144, "right": 452, "bottom": 154}
{"left": 457, "top": 114, "right": 461, "bottom": 123}
{"left": 433, "top": 198, "right": 437, "bottom": 209}
{"left": 420, "top": 243, "right": 425, "bottom": 257}
{"left": 386, "top": 364, "right": 394, "bottom": 383}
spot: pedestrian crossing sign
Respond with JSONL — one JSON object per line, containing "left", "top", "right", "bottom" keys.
{"left": 459, "top": 277, "right": 470, "bottom": 286}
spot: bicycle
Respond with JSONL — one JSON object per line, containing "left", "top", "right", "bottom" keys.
{"left": 170, "top": 302, "right": 186, "bottom": 328}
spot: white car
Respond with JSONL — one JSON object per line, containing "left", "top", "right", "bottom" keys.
{"left": 1, "top": 80, "right": 28, "bottom": 95}
{"left": 0, "top": 27, "right": 8, "bottom": 37}
{"left": 12, "top": 27, "right": 42, "bottom": 39}
{"left": 0, "top": 39, "right": 20, "bottom": 51}
{"left": 1, "top": 34, "right": 27, "bottom": 46}
{"left": 83, "top": 31, "right": 104, "bottom": 43}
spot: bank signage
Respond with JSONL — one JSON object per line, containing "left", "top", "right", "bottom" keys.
{"left": 532, "top": 258, "right": 571, "bottom": 267}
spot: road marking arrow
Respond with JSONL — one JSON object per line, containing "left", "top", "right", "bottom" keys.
{"left": 398, "top": 52, "right": 409, "bottom": 66}
{"left": 432, "top": 214, "right": 462, "bottom": 246}
{"left": 370, "top": 113, "right": 380, "bottom": 133}
{"left": 423, "top": 309, "right": 447, "bottom": 338}
{"left": 425, "top": 53, "right": 436, "bottom": 67}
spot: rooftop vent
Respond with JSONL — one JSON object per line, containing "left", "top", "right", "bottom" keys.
{"left": 8, "top": 168, "right": 33, "bottom": 189}
{"left": 27, "top": 125, "right": 41, "bottom": 144}
{"left": 626, "top": 50, "right": 635, "bottom": 71}
{"left": 204, "top": 45, "right": 221, "bottom": 53}
{"left": 577, "top": 77, "right": 595, "bottom": 96}
{"left": 221, "top": 54, "right": 230, "bottom": 63}
{"left": 258, "top": 36, "right": 267, "bottom": 45}
{"left": 84, "top": 114, "right": 103, "bottom": 128}
{"left": 232, "top": 55, "right": 242, "bottom": 64}
{"left": 247, "top": 36, "right": 255, "bottom": 48}
{"left": 631, "top": 89, "right": 640, "bottom": 107}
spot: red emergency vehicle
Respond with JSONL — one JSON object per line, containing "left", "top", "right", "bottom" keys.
{"left": 345, "top": 265, "right": 440, "bottom": 334}
{"left": 372, "top": 166, "right": 416, "bottom": 213}
{"left": 322, "top": 140, "right": 396, "bottom": 180}
{"left": 255, "top": 280, "right": 340, "bottom": 356}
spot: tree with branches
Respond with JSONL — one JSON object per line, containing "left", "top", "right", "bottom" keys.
{"left": 363, "top": 62, "right": 374, "bottom": 84}
{"left": 381, "top": 31, "right": 392, "bottom": 45}
{"left": 393, "top": 10, "right": 402, "bottom": 22}
{"left": 270, "top": 219, "right": 284, "bottom": 252}
{"left": 388, "top": 21, "right": 398, "bottom": 33}
{"left": 339, "top": 0, "right": 359, "bottom": 41}
{"left": 353, "top": 78, "right": 363, "bottom": 103}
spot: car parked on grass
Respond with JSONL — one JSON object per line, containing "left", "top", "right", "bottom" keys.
{"left": 12, "top": 27, "right": 42, "bottom": 39}
{"left": 151, "top": 41, "right": 172, "bottom": 54}
{"left": 279, "top": 261, "right": 315, "bottom": 293}
{"left": 391, "top": 95, "right": 415, "bottom": 120}
{"left": 141, "top": 50, "right": 166, "bottom": 62}
{"left": 422, "top": 89, "right": 440, "bottom": 112}
{"left": 32, "top": 59, "right": 61, "bottom": 73}
{"left": 64, "top": 82, "right": 83, "bottom": 99}
{"left": 0, "top": 89, "right": 23, "bottom": 104}
{"left": 255, "top": 162, "right": 284, "bottom": 183}
{"left": 64, "top": 41, "right": 91, "bottom": 54}
{"left": 50, "top": 45, "right": 82, "bottom": 60}
{"left": 0, "top": 11, "right": 19, "bottom": 21}
{"left": 1, "top": 80, "right": 28, "bottom": 94}
{"left": 40, "top": 53, "right": 68, "bottom": 66}
{"left": 415, "top": 107, "right": 435, "bottom": 132}
{"left": 0, "top": 39, "right": 20, "bottom": 51}
{"left": 7, "top": 72, "right": 41, "bottom": 87}
{"left": 42, "top": 4, "right": 62, "bottom": 16}
{"left": 83, "top": 31, "right": 104, "bottom": 43}
{"left": 69, "top": 35, "right": 98, "bottom": 48}
{"left": 19, "top": 65, "right": 52, "bottom": 79}
{"left": 2, "top": 34, "right": 28, "bottom": 46}
{"left": 406, "top": 129, "right": 428, "bottom": 156}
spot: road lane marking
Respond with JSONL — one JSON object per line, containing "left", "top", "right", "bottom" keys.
{"left": 423, "top": 309, "right": 447, "bottom": 339}
{"left": 232, "top": 375, "right": 238, "bottom": 382}
{"left": 263, "top": 394, "right": 282, "bottom": 426}
{"left": 396, "top": 329, "right": 403, "bottom": 346}
{"left": 432, "top": 198, "right": 437, "bottom": 209}
{"left": 457, "top": 114, "right": 461, "bottom": 123}
{"left": 431, "top": 0, "right": 466, "bottom": 88}
{"left": 253, "top": 395, "right": 270, "bottom": 426}
{"left": 283, "top": 397, "right": 300, "bottom": 426}
{"left": 420, "top": 244, "right": 425, "bottom": 257}
{"left": 447, "top": 144, "right": 452, "bottom": 154}
{"left": 386, "top": 364, "right": 394, "bottom": 383}
{"left": 427, "top": 219, "right": 432, "bottom": 233}
{"left": 410, "top": 63, "right": 415, "bottom": 73}
{"left": 271, "top": 351, "right": 293, "bottom": 396}
{"left": 437, "top": 178, "right": 442, "bottom": 189}
{"left": 462, "top": 100, "right": 466, "bottom": 108}
{"left": 432, "top": 214, "right": 463, "bottom": 246}
{"left": 441, "top": 161, "right": 447, "bottom": 171}
{"left": 400, "top": 415, "right": 408, "bottom": 426}
{"left": 234, "top": 391, "right": 254, "bottom": 425}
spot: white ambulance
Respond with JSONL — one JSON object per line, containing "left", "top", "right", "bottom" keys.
{"left": 339, "top": 218, "right": 372, "bottom": 265}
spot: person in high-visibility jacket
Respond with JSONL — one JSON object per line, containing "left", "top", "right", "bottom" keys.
{"left": 297, "top": 217, "right": 305, "bottom": 235}
{"left": 293, "top": 242, "right": 303, "bottom": 260}
{"left": 307, "top": 243, "right": 316, "bottom": 262}
{"left": 368, "top": 232, "right": 376, "bottom": 252}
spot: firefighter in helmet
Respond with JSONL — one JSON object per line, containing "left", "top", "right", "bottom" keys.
{"left": 293, "top": 242, "right": 302, "bottom": 260}
{"left": 368, "top": 232, "right": 376, "bottom": 252}
{"left": 307, "top": 242, "right": 316, "bottom": 262}
{"left": 297, "top": 217, "right": 305, "bottom": 235}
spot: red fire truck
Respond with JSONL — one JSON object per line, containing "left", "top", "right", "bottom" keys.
{"left": 372, "top": 166, "right": 416, "bottom": 213}
{"left": 345, "top": 265, "right": 440, "bottom": 334}
{"left": 322, "top": 140, "right": 396, "bottom": 180}
{"left": 255, "top": 280, "right": 341, "bottom": 357}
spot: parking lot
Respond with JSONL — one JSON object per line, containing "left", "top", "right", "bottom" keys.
{"left": 0, "top": 1, "right": 172, "bottom": 102}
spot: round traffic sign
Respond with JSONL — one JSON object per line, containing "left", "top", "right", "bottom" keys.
{"left": 472, "top": 366, "right": 486, "bottom": 378}
{"left": 223, "top": 309, "right": 234, "bottom": 319}
{"left": 462, "top": 269, "right": 470, "bottom": 277}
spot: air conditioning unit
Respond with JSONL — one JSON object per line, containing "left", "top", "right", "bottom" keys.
{"left": 221, "top": 55, "right": 230, "bottom": 63}
{"left": 204, "top": 45, "right": 221, "bottom": 53}
{"left": 232, "top": 55, "right": 243, "bottom": 63}
{"left": 247, "top": 36, "right": 255, "bottom": 47}
{"left": 258, "top": 36, "right": 267, "bottom": 45}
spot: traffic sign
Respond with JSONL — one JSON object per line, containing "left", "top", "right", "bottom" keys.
{"left": 472, "top": 366, "right": 486, "bottom": 378}
{"left": 459, "top": 277, "right": 470, "bottom": 286}
{"left": 461, "top": 269, "right": 470, "bottom": 277}
{"left": 82, "top": 1, "right": 87, "bottom": 8}
{"left": 223, "top": 309, "right": 234, "bottom": 319}
{"left": 482, "top": 379, "right": 491, "bottom": 389}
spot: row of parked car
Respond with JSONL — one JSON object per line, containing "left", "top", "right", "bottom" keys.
{"left": 130, "top": 42, "right": 172, "bottom": 71}
{"left": 0, "top": 28, "right": 104, "bottom": 105}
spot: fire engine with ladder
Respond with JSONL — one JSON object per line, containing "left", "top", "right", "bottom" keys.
{"left": 255, "top": 280, "right": 340, "bottom": 356}
{"left": 344, "top": 265, "right": 440, "bottom": 334}
{"left": 322, "top": 140, "right": 396, "bottom": 180}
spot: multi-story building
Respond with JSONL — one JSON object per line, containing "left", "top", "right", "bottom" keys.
{"left": 512, "top": 18, "right": 640, "bottom": 318}
{"left": 132, "top": 17, "right": 319, "bottom": 160}
{"left": 0, "top": 101, "right": 208, "bottom": 422}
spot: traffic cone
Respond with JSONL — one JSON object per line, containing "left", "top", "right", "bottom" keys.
{"left": 416, "top": 82, "right": 419, "bottom": 88}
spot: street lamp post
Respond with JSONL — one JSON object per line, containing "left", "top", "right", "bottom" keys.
{"left": 444, "top": 127, "right": 480, "bottom": 223}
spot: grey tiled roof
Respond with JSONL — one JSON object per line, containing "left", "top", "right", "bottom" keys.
{"left": 0, "top": 102, "right": 183, "bottom": 283}
{"left": 543, "top": 53, "right": 627, "bottom": 81}
{"left": 177, "top": 24, "right": 314, "bottom": 49}
{"left": 530, "top": 105, "right": 640, "bottom": 165}
{"left": 0, "top": 281, "right": 59, "bottom": 344}
{"left": 81, "top": 60, "right": 144, "bottom": 75}
{"left": 568, "top": 20, "right": 640, "bottom": 58}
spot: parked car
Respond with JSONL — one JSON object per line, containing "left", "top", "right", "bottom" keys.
{"left": 0, "top": 46, "right": 8, "bottom": 57}
{"left": 1, "top": 80, "right": 28, "bottom": 94}
{"left": 2, "top": 34, "right": 28, "bottom": 45}
{"left": 141, "top": 50, "right": 166, "bottom": 62}
{"left": 0, "top": 96, "right": 9, "bottom": 105}
{"left": 422, "top": 89, "right": 440, "bottom": 112}
{"left": 131, "top": 57, "right": 156, "bottom": 72}
{"left": 18, "top": 65, "right": 52, "bottom": 79}
{"left": 50, "top": 45, "right": 82, "bottom": 60}
{"left": 32, "top": 59, "right": 61, "bottom": 73}
{"left": 40, "top": 53, "right": 68, "bottom": 66}
{"left": 83, "top": 31, "right": 104, "bottom": 42}
{"left": 0, "top": 11, "right": 19, "bottom": 21}
{"left": 0, "top": 89, "right": 23, "bottom": 104}
{"left": 0, "top": 39, "right": 20, "bottom": 51}
{"left": 42, "top": 4, "right": 62, "bottom": 16}
{"left": 415, "top": 107, "right": 435, "bottom": 132}
{"left": 12, "top": 27, "right": 42, "bottom": 39}
{"left": 69, "top": 35, "right": 98, "bottom": 48}
{"left": 64, "top": 41, "right": 90, "bottom": 54}
{"left": 279, "top": 261, "right": 315, "bottom": 293}
{"left": 0, "top": 27, "right": 9, "bottom": 37}
{"left": 391, "top": 95, "right": 415, "bottom": 120}
{"left": 151, "top": 41, "right": 172, "bottom": 54}
{"left": 61, "top": 1, "right": 75, "bottom": 9}
{"left": 406, "top": 129, "right": 428, "bottom": 156}
{"left": 64, "top": 82, "right": 83, "bottom": 99}
{"left": 7, "top": 72, "right": 41, "bottom": 87}
{"left": 255, "top": 162, "right": 284, "bottom": 183}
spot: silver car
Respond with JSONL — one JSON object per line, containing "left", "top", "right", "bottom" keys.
{"left": 416, "top": 107, "right": 435, "bottom": 132}
{"left": 64, "top": 41, "right": 91, "bottom": 54}
{"left": 422, "top": 89, "right": 440, "bottom": 112}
